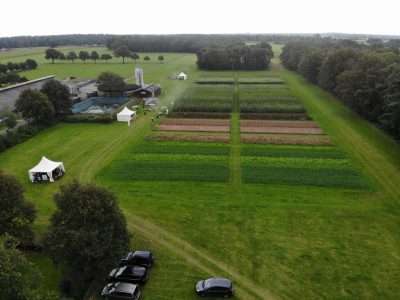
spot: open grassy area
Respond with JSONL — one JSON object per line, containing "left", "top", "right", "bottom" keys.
{"left": 0, "top": 46, "right": 400, "bottom": 300}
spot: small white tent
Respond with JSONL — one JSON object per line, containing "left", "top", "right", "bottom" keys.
{"left": 28, "top": 156, "right": 65, "bottom": 183}
{"left": 177, "top": 72, "right": 188, "bottom": 80}
{"left": 117, "top": 107, "right": 136, "bottom": 126}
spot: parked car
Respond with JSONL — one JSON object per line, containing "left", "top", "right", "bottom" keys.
{"left": 101, "top": 282, "right": 141, "bottom": 300}
{"left": 119, "top": 251, "right": 154, "bottom": 268}
{"left": 195, "top": 278, "right": 233, "bottom": 298}
{"left": 108, "top": 265, "right": 149, "bottom": 284}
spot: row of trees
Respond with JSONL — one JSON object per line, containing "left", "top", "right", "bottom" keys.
{"left": 281, "top": 38, "right": 400, "bottom": 139}
{"left": 196, "top": 43, "right": 274, "bottom": 70}
{"left": 0, "top": 170, "right": 130, "bottom": 299}
{"left": 45, "top": 48, "right": 164, "bottom": 64}
{"left": 45, "top": 48, "right": 112, "bottom": 64}
{"left": 0, "top": 59, "right": 37, "bottom": 74}
{"left": 0, "top": 59, "right": 37, "bottom": 86}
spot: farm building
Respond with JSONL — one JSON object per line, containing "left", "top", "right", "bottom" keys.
{"left": 61, "top": 78, "right": 98, "bottom": 102}
{"left": 0, "top": 75, "right": 55, "bottom": 111}
{"left": 177, "top": 72, "right": 188, "bottom": 80}
{"left": 125, "top": 84, "right": 161, "bottom": 98}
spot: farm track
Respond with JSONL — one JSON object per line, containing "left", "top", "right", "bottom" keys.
{"left": 126, "top": 213, "right": 277, "bottom": 300}
{"left": 230, "top": 79, "right": 242, "bottom": 189}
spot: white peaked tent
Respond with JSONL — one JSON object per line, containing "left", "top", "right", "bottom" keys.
{"left": 177, "top": 72, "right": 188, "bottom": 80}
{"left": 28, "top": 156, "right": 65, "bottom": 183}
{"left": 117, "top": 107, "right": 136, "bottom": 126}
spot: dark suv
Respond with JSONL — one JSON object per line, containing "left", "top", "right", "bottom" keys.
{"left": 108, "top": 265, "right": 149, "bottom": 284}
{"left": 119, "top": 251, "right": 154, "bottom": 268}
{"left": 195, "top": 278, "right": 233, "bottom": 298}
{"left": 101, "top": 282, "right": 141, "bottom": 300}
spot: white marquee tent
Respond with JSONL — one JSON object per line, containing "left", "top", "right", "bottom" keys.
{"left": 117, "top": 107, "right": 136, "bottom": 126}
{"left": 177, "top": 72, "right": 188, "bottom": 80}
{"left": 28, "top": 156, "right": 65, "bottom": 183}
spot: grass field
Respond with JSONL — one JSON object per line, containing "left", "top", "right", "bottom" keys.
{"left": 0, "top": 46, "right": 400, "bottom": 300}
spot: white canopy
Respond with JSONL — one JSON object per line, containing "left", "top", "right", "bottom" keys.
{"left": 177, "top": 72, "right": 188, "bottom": 80}
{"left": 28, "top": 156, "right": 65, "bottom": 183}
{"left": 117, "top": 107, "right": 136, "bottom": 126}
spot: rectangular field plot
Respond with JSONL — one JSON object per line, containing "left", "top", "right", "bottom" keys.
{"left": 241, "top": 144, "right": 346, "bottom": 159}
{"left": 157, "top": 118, "right": 230, "bottom": 133}
{"left": 242, "top": 156, "right": 370, "bottom": 189}
{"left": 241, "top": 120, "right": 324, "bottom": 135}
{"left": 172, "top": 85, "right": 233, "bottom": 113}
{"left": 239, "top": 85, "right": 306, "bottom": 114}
{"left": 241, "top": 133, "right": 332, "bottom": 145}
{"left": 101, "top": 142, "right": 230, "bottom": 183}
{"left": 149, "top": 132, "right": 230, "bottom": 143}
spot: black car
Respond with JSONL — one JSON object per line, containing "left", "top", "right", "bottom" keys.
{"left": 119, "top": 251, "right": 154, "bottom": 268}
{"left": 101, "top": 282, "right": 141, "bottom": 300}
{"left": 108, "top": 265, "right": 149, "bottom": 284}
{"left": 195, "top": 278, "right": 233, "bottom": 298}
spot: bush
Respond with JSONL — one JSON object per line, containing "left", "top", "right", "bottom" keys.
{"left": 0, "top": 124, "right": 44, "bottom": 154}
{"left": 64, "top": 114, "right": 114, "bottom": 123}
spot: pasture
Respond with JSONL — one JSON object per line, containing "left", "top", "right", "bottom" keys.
{"left": 0, "top": 46, "right": 400, "bottom": 300}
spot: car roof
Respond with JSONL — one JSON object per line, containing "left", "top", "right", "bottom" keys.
{"left": 204, "top": 278, "right": 232, "bottom": 288}
{"left": 114, "top": 282, "right": 138, "bottom": 294}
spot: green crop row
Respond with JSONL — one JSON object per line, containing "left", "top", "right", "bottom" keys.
{"left": 103, "top": 157, "right": 229, "bottom": 182}
{"left": 131, "top": 142, "right": 231, "bottom": 156}
{"left": 241, "top": 145, "right": 346, "bottom": 159}
{"left": 242, "top": 165, "right": 370, "bottom": 189}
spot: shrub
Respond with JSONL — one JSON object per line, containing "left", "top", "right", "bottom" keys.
{"left": 64, "top": 114, "right": 114, "bottom": 123}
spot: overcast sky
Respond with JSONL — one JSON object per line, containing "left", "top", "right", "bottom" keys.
{"left": 1, "top": 0, "right": 399, "bottom": 37}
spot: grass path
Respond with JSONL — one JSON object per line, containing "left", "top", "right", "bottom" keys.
{"left": 230, "top": 79, "right": 242, "bottom": 189}
{"left": 283, "top": 71, "right": 400, "bottom": 201}
{"left": 126, "top": 213, "right": 277, "bottom": 300}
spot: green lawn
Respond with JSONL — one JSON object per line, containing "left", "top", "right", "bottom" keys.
{"left": 0, "top": 47, "right": 399, "bottom": 300}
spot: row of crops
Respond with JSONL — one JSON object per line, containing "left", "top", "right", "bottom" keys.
{"left": 241, "top": 145, "right": 370, "bottom": 188}
{"left": 102, "top": 142, "right": 230, "bottom": 182}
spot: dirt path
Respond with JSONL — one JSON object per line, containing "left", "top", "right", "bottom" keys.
{"left": 126, "top": 213, "right": 278, "bottom": 300}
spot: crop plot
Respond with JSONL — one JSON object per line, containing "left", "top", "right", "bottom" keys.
{"left": 149, "top": 132, "right": 230, "bottom": 143}
{"left": 101, "top": 141, "right": 230, "bottom": 183}
{"left": 172, "top": 85, "right": 233, "bottom": 114}
{"left": 241, "top": 120, "right": 324, "bottom": 135}
{"left": 157, "top": 118, "right": 230, "bottom": 133}
{"left": 241, "top": 133, "right": 332, "bottom": 145}
{"left": 241, "top": 145, "right": 370, "bottom": 189}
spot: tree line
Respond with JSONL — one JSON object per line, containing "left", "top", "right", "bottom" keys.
{"left": 0, "top": 34, "right": 288, "bottom": 51}
{"left": 0, "top": 59, "right": 37, "bottom": 86}
{"left": 196, "top": 43, "right": 274, "bottom": 70}
{"left": 45, "top": 48, "right": 163, "bottom": 64}
{"left": 281, "top": 38, "right": 400, "bottom": 139}
{"left": 45, "top": 48, "right": 112, "bottom": 64}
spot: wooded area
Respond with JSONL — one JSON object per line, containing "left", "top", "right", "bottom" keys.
{"left": 281, "top": 38, "right": 400, "bottom": 139}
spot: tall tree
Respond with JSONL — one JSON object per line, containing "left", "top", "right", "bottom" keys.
{"left": 0, "top": 171, "right": 36, "bottom": 245}
{"left": 97, "top": 72, "right": 126, "bottom": 96}
{"left": 100, "top": 53, "right": 112, "bottom": 62}
{"left": 114, "top": 45, "right": 131, "bottom": 64}
{"left": 78, "top": 51, "right": 90, "bottom": 63}
{"left": 45, "top": 48, "right": 61, "bottom": 64}
{"left": 41, "top": 80, "right": 72, "bottom": 116}
{"left": 15, "top": 90, "right": 55, "bottom": 124}
{"left": 90, "top": 51, "right": 99, "bottom": 63}
{"left": 131, "top": 53, "right": 139, "bottom": 64}
{"left": 44, "top": 181, "right": 129, "bottom": 298}
{"left": 66, "top": 51, "right": 77, "bottom": 63}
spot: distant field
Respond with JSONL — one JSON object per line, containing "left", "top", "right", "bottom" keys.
{"left": 0, "top": 46, "right": 400, "bottom": 300}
